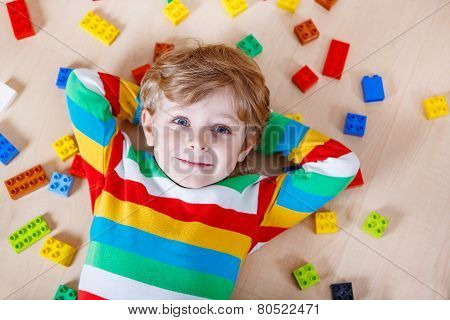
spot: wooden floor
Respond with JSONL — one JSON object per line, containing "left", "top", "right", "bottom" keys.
{"left": 0, "top": 0, "right": 449, "bottom": 300}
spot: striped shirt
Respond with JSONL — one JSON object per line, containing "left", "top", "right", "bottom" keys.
{"left": 65, "top": 68, "right": 360, "bottom": 300}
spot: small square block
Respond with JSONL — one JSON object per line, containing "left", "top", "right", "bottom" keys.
{"left": 315, "top": 0, "right": 337, "bottom": 11}
{"left": 361, "top": 75, "right": 385, "bottom": 102}
{"left": 4, "top": 164, "right": 49, "bottom": 200}
{"left": 222, "top": 0, "right": 248, "bottom": 18}
{"left": 315, "top": 211, "right": 338, "bottom": 234}
{"left": 0, "top": 133, "right": 19, "bottom": 165}
{"left": 277, "top": 0, "right": 300, "bottom": 14}
{"left": 48, "top": 172, "right": 74, "bottom": 197}
{"left": 362, "top": 211, "right": 389, "bottom": 238}
{"left": 0, "top": 82, "right": 18, "bottom": 112}
{"left": 70, "top": 154, "right": 86, "bottom": 178}
{"left": 56, "top": 68, "right": 73, "bottom": 89}
{"left": 153, "top": 42, "right": 175, "bottom": 62}
{"left": 293, "top": 263, "right": 320, "bottom": 290}
{"left": 132, "top": 64, "right": 151, "bottom": 84}
{"left": 236, "top": 34, "right": 263, "bottom": 58}
{"left": 8, "top": 215, "right": 51, "bottom": 253}
{"left": 79, "top": 11, "right": 120, "bottom": 46}
{"left": 163, "top": 0, "right": 189, "bottom": 26}
{"left": 291, "top": 65, "right": 319, "bottom": 93}
{"left": 53, "top": 135, "right": 78, "bottom": 161}
{"left": 322, "top": 39, "right": 350, "bottom": 79}
{"left": 40, "top": 237, "right": 76, "bottom": 267}
{"left": 294, "top": 19, "right": 320, "bottom": 45}
{"left": 343, "top": 113, "right": 366, "bottom": 137}
{"left": 53, "top": 285, "right": 78, "bottom": 300}
{"left": 6, "top": 0, "right": 35, "bottom": 40}
{"left": 423, "top": 95, "right": 448, "bottom": 120}
{"left": 331, "top": 283, "right": 354, "bottom": 300}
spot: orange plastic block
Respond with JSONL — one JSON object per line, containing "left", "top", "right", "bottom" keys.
{"left": 40, "top": 237, "right": 76, "bottom": 267}
{"left": 315, "top": 211, "right": 338, "bottom": 234}
{"left": 132, "top": 64, "right": 151, "bottom": 84}
{"left": 153, "top": 42, "right": 175, "bottom": 62}
{"left": 4, "top": 165, "right": 49, "bottom": 200}
{"left": 315, "top": 0, "right": 337, "bottom": 11}
{"left": 52, "top": 135, "right": 78, "bottom": 161}
{"left": 294, "top": 19, "right": 320, "bottom": 45}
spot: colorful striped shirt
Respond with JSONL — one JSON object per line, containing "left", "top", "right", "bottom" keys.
{"left": 65, "top": 68, "right": 360, "bottom": 300}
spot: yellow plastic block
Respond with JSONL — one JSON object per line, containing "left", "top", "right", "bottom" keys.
{"left": 163, "top": 0, "right": 189, "bottom": 26}
{"left": 222, "top": 0, "right": 248, "bottom": 18}
{"left": 40, "top": 237, "right": 76, "bottom": 267}
{"left": 315, "top": 211, "right": 338, "bottom": 234}
{"left": 79, "top": 11, "right": 120, "bottom": 46}
{"left": 423, "top": 95, "right": 448, "bottom": 120}
{"left": 53, "top": 135, "right": 78, "bottom": 161}
{"left": 285, "top": 113, "right": 303, "bottom": 123}
{"left": 277, "top": 0, "right": 300, "bottom": 13}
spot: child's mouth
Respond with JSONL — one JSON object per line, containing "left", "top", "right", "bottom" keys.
{"left": 175, "top": 157, "right": 214, "bottom": 167}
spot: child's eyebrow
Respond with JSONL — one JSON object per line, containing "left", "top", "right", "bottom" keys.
{"left": 215, "top": 113, "right": 240, "bottom": 124}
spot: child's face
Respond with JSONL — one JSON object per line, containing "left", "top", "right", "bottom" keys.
{"left": 141, "top": 86, "right": 256, "bottom": 188}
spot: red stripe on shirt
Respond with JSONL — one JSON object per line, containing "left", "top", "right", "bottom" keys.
{"left": 99, "top": 72, "right": 121, "bottom": 117}
{"left": 78, "top": 290, "right": 106, "bottom": 300}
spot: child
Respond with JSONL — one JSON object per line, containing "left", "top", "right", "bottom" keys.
{"left": 65, "top": 42, "right": 360, "bottom": 300}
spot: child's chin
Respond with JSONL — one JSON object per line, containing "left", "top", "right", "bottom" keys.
{"left": 173, "top": 174, "right": 218, "bottom": 189}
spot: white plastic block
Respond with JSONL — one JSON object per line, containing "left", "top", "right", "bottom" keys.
{"left": 0, "top": 82, "right": 17, "bottom": 112}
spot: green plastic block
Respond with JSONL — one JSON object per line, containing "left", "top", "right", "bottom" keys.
{"left": 293, "top": 263, "right": 320, "bottom": 290}
{"left": 8, "top": 215, "right": 51, "bottom": 253}
{"left": 53, "top": 285, "right": 78, "bottom": 300}
{"left": 236, "top": 34, "right": 262, "bottom": 58}
{"left": 362, "top": 211, "right": 389, "bottom": 238}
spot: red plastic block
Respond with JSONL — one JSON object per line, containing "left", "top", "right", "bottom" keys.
{"left": 322, "top": 39, "right": 350, "bottom": 80}
{"left": 70, "top": 154, "right": 86, "bottom": 178}
{"left": 132, "top": 64, "right": 151, "bottom": 84}
{"left": 4, "top": 165, "right": 49, "bottom": 200}
{"left": 153, "top": 42, "right": 175, "bottom": 62}
{"left": 6, "top": 0, "right": 35, "bottom": 40}
{"left": 291, "top": 65, "right": 318, "bottom": 93}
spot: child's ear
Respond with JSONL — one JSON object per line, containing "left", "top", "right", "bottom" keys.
{"left": 237, "top": 130, "right": 258, "bottom": 162}
{"left": 141, "top": 108, "right": 155, "bottom": 147}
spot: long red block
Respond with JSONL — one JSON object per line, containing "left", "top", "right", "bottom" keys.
{"left": 291, "top": 65, "right": 318, "bottom": 93}
{"left": 6, "top": 0, "right": 35, "bottom": 40}
{"left": 322, "top": 39, "right": 350, "bottom": 79}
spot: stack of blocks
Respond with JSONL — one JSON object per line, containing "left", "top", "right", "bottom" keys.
{"left": 48, "top": 172, "right": 74, "bottom": 197}
{"left": 163, "top": 0, "right": 189, "bottom": 26}
{"left": 293, "top": 263, "right": 320, "bottom": 290}
{"left": 362, "top": 211, "right": 389, "bottom": 238}
{"left": 236, "top": 34, "right": 263, "bottom": 58}
{"left": 40, "top": 237, "right": 76, "bottom": 267}
{"left": 53, "top": 285, "right": 78, "bottom": 300}
{"left": 222, "top": 0, "right": 248, "bottom": 18}
{"left": 8, "top": 215, "right": 51, "bottom": 253}
{"left": 79, "top": 11, "right": 120, "bottom": 46}
{"left": 0, "top": 133, "right": 19, "bottom": 165}
{"left": 52, "top": 135, "right": 78, "bottom": 161}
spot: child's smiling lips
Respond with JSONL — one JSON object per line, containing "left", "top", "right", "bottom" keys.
{"left": 175, "top": 157, "right": 214, "bottom": 167}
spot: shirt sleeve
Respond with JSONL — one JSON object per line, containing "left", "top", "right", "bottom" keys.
{"left": 65, "top": 68, "right": 140, "bottom": 200}
{"left": 251, "top": 111, "right": 360, "bottom": 250}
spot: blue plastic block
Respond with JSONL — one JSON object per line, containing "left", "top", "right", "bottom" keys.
{"left": 361, "top": 75, "right": 385, "bottom": 102}
{"left": 48, "top": 172, "right": 74, "bottom": 197}
{"left": 56, "top": 68, "right": 73, "bottom": 89}
{"left": 344, "top": 113, "right": 367, "bottom": 137}
{"left": 0, "top": 133, "right": 19, "bottom": 165}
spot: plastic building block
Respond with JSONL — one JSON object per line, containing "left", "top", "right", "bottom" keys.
{"left": 362, "top": 211, "right": 389, "bottom": 238}
{"left": 8, "top": 215, "right": 51, "bottom": 254}
{"left": 315, "top": 0, "right": 337, "bottom": 10}
{"left": 291, "top": 65, "right": 318, "bottom": 93}
{"left": 361, "top": 75, "right": 385, "bottom": 102}
{"left": 0, "top": 82, "right": 18, "bottom": 112}
{"left": 343, "top": 113, "right": 366, "bottom": 137}
{"left": 293, "top": 263, "right": 320, "bottom": 290}
{"left": 236, "top": 34, "right": 263, "bottom": 58}
{"left": 4, "top": 164, "right": 49, "bottom": 200}
{"left": 423, "top": 95, "right": 448, "bottom": 120}
{"left": 70, "top": 154, "right": 86, "bottom": 178}
{"left": 79, "top": 11, "right": 120, "bottom": 46}
{"left": 222, "top": 0, "right": 248, "bottom": 18}
{"left": 56, "top": 68, "right": 73, "bottom": 89}
{"left": 0, "top": 133, "right": 19, "bottom": 165}
{"left": 53, "top": 135, "right": 78, "bottom": 161}
{"left": 277, "top": 0, "right": 300, "bottom": 14}
{"left": 315, "top": 211, "right": 338, "bottom": 234}
{"left": 331, "top": 282, "right": 354, "bottom": 300}
{"left": 322, "top": 39, "right": 350, "bottom": 79}
{"left": 163, "top": 0, "right": 189, "bottom": 26}
{"left": 40, "top": 237, "right": 76, "bottom": 267}
{"left": 6, "top": 0, "right": 35, "bottom": 40}
{"left": 153, "top": 42, "right": 175, "bottom": 62}
{"left": 294, "top": 19, "right": 320, "bottom": 45}
{"left": 48, "top": 172, "right": 74, "bottom": 197}
{"left": 132, "top": 64, "right": 151, "bottom": 84}
{"left": 53, "top": 285, "right": 78, "bottom": 300}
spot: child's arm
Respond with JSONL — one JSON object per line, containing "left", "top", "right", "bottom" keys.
{"left": 65, "top": 69, "right": 140, "bottom": 199}
{"left": 251, "top": 111, "right": 360, "bottom": 250}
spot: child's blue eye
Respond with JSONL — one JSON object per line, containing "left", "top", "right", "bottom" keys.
{"left": 212, "top": 125, "right": 232, "bottom": 135}
{"left": 172, "top": 117, "right": 190, "bottom": 127}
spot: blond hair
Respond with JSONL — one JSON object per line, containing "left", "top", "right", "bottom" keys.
{"left": 139, "top": 39, "right": 271, "bottom": 177}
